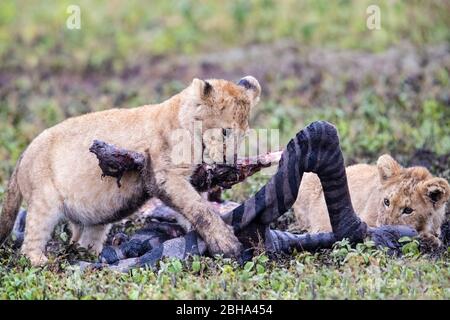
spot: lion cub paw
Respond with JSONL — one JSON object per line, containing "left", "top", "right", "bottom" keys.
{"left": 26, "top": 252, "right": 48, "bottom": 266}
{"left": 204, "top": 228, "right": 243, "bottom": 258}
{"left": 420, "top": 233, "right": 441, "bottom": 249}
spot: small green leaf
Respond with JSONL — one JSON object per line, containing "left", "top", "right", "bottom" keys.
{"left": 244, "top": 261, "right": 254, "bottom": 272}
{"left": 191, "top": 260, "right": 201, "bottom": 273}
{"left": 398, "top": 236, "right": 412, "bottom": 243}
{"left": 169, "top": 259, "right": 182, "bottom": 273}
{"left": 256, "top": 264, "right": 265, "bottom": 274}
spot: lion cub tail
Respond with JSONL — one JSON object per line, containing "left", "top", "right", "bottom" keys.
{"left": 0, "top": 157, "right": 23, "bottom": 245}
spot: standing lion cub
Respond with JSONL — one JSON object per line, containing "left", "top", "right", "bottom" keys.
{"left": 294, "top": 154, "right": 450, "bottom": 244}
{"left": 0, "top": 76, "right": 261, "bottom": 265}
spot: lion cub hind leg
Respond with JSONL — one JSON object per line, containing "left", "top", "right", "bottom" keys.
{"left": 21, "top": 197, "right": 63, "bottom": 266}
{"left": 69, "top": 222, "right": 83, "bottom": 243}
{"left": 77, "top": 224, "right": 111, "bottom": 255}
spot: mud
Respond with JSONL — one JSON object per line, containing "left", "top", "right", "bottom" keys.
{"left": 2, "top": 42, "right": 449, "bottom": 128}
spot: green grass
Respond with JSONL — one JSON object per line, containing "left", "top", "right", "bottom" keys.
{"left": 1, "top": 240, "right": 449, "bottom": 299}
{"left": 1, "top": 0, "right": 449, "bottom": 71}
{"left": 0, "top": 0, "right": 449, "bottom": 299}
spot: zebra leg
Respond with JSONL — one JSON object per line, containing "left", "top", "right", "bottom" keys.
{"left": 223, "top": 121, "right": 368, "bottom": 243}
{"left": 265, "top": 225, "right": 418, "bottom": 254}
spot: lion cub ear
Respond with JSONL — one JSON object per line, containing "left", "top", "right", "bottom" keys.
{"left": 191, "top": 78, "right": 213, "bottom": 100}
{"left": 422, "top": 177, "right": 450, "bottom": 206}
{"left": 237, "top": 75, "right": 261, "bottom": 106}
{"left": 377, "top": 154, "right": 402, "bottom": 182}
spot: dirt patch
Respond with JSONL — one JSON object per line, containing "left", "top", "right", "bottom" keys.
{"left": 2, "top": 41, "right": 449, "bottom": 121}
{"left": 405, "top": 149, "right": 450, "bottom": 177}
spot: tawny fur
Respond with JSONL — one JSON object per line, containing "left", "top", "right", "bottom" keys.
{"left": 293, "top": 154, "right": 450, "bottom": 244}
{"left": 0, "top": 76, "right": 261, "bottom": 265}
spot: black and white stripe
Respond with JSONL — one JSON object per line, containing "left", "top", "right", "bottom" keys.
{"left": 224, "top": 121, "right": 367, "bottom": 243}
{"left": 84, "top": 121, "right": 417, "bottom": 271}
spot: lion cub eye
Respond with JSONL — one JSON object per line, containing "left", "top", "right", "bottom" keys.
{"left": 383, "top": 198, "right": 390, "bottom": 207}
{"left": 402, "top": 207, "right": 413, "bottom": 215}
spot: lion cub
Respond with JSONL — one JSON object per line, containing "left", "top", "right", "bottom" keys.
{"left": 293, "top": 154, "right": 450, "bottom": 244}
{"left": 0, "top": 76, "right": 261, "bottom": 265}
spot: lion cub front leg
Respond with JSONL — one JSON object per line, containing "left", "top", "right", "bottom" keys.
{"left": 156, "top": 170, "right": 243, "bottom": 258}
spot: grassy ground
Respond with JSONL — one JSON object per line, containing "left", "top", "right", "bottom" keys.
{"left": 0, "top": 0, "right": 449, "bottom": 299}
{"left": 1, "top": 239, "right": 449, "bottom": 299}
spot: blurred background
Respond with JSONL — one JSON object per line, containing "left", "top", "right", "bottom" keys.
{"left": 0, "top": 0, "right": 449, "bottom": 201}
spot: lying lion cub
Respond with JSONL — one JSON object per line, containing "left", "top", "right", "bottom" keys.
{"left": 293, "top": 154, "right": 450, "bottom": 244}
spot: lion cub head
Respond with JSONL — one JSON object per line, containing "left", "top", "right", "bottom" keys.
{"left": 376, "top": 154, "right": 450, "bottom": 243}
{"left": 180, "top": 76, "right": 261, "bottom": 164}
